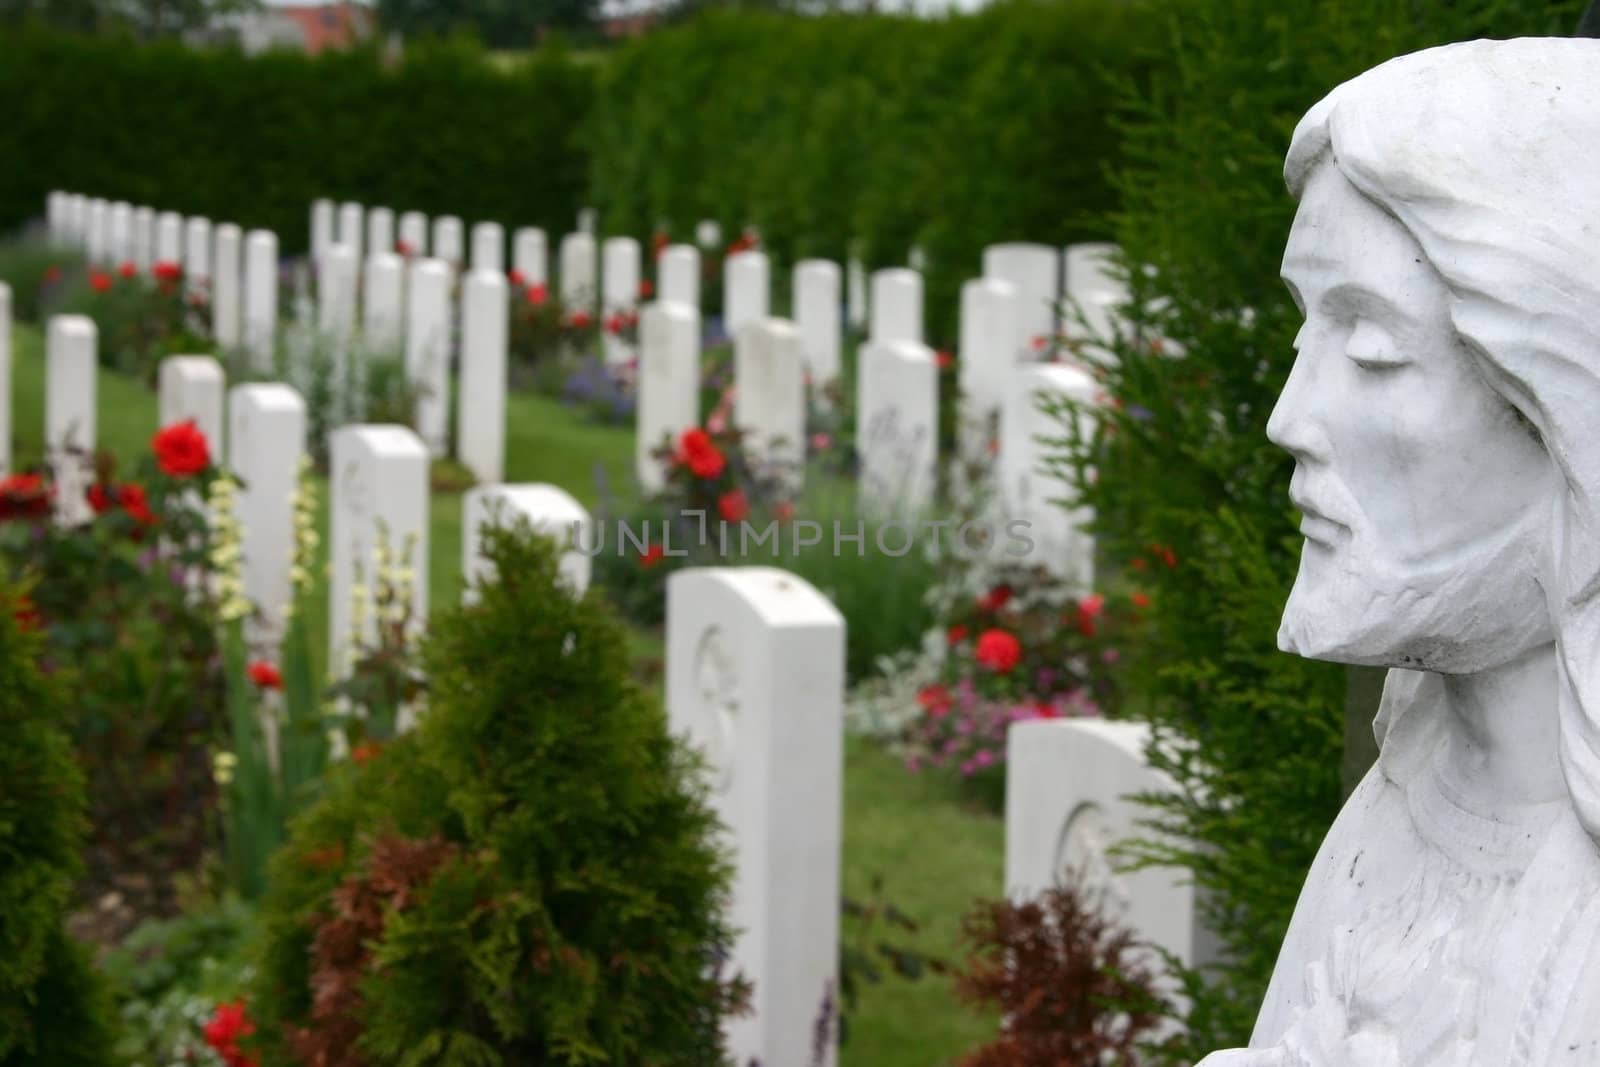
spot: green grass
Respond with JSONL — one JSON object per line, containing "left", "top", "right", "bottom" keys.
{"left": 6, "top": 322, "right": 1001, "bottom": 1066}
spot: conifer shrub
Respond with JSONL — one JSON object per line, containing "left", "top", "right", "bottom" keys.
{"left": 253, "top": 525, "right": 745, "bottom": 1066}
{"left": 0, "top": 582, "right": 118, "bottom": 1066}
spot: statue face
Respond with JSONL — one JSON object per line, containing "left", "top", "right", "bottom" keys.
{"left": 1271, "top": 165, "right": 1554, "bottom": 672}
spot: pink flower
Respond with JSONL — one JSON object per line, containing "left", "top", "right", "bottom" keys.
{"left": 810, "top": 432, "right": 832, "bottom": 451}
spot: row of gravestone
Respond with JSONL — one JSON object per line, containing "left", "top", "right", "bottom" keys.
{"left": 7, "top": 292, "right": 1211, "bottom": 1061}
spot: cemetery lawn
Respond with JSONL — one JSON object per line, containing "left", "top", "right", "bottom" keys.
{"left": 8, "top": 323, "right": 1002, "bottom": 1066}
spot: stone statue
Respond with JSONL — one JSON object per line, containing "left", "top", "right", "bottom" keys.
{"left": 1199, "top": 38, "right": 1600, "bottom": 1067}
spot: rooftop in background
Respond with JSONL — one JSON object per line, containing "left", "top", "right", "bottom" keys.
{"left": 209, "top": 2, "right": 378, "bottom": 55}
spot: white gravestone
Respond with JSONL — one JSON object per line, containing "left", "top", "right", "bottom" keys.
{"left": 46, "top": 192, "right": 67, "bottom": 242}
{"left": 869, "top": 268, "right": 922, "bottom": 345}
{"left": 666, "top": 567, "right": 845, "bottom": 1067}
{"left": 695, "top": 219, "right": 722, "bottom": 249}
{"left": 432, "top": 215, "right": 464, "bottom": 266}
{"left": 636, "top": 302, "right": 701, "bottom": 496}
{"left": 1062, "top": 242, "right": 1129, "bottom": 358}
{"left": 512, "top": 227, "right": 548, "bottom": 285}
{"left": 131, "top": 206, "right": 154, "bottom": 272}
{"left": 576, "top": 207, "right": 597, "bottom": 235}
{"left": 724, "top": 250, "right": 770, "bottom": 343}
{"left": 601, "top": 236, "right": 641, "bottom": 366}
{"left": 318, "top": 241, "right": 359, "bottom": 380}
{"left": 65, "top": 195, "right": 88, "bottom": 247}
{"left": 846, "top": 257, "right": 867, "bottom": 332}
{"left": 107, "top": 202, "right": 132, "bottom": 267}
{"left": 213, "top": 224, "right": 242, "bottom": 349}
{"left": 243, "top": 230, "right": 279, "bottom": 373}
{"left": 405, "top": 258, "right": 452, "bottom": 457}
{"left": 158, "top": 355, "right": 225, "bottom": 454}
{"left": 310, "top": 198, "right": 335, "bottom": 268}
{"left": 363, "top": 252, "right": 405, "bottom": 353}
{"left": 856, "top": 340, "right": 938, "bottom": 516}
{"left": 794, "top": 260, "right": 841, "bottom": 388}
{"left": 558, "top": 232, "right": 597, "bottom": 314}
{"left": 958, "top": 277, "right": 1022, "bottom": 456}
{"left": 46, "top": 316, "right": 96, "bottom": 526}
{"left": 184, "top": 216, "right": 212, "bottom": 292}
{"left": 328, "top": 424, "right": 429, "bottom": 681}
{"left": 983, "top": 242, "right": 1060, "bottom": 354}
{"left": 398, "top": 211, "right": 428, "bottom": 257}
{"left": 659, "top": 244, "right": 700, "bottom": 309}
{"left": 0, "top": 284, "right": 9, "bottom": 474}
{"left": 366, "top": 206, "right": 394, "bottom": 259}
{"left": 229, "top": 383, "right": 307, "bottom": 648}
{"left": 156, "top": 212, "right": 183, "bottom": 269}
{"left": 734, "top": 318, "right": 806, "bottom": 487}
{"left": 337, "top": 201, "right": 364, "bottom": 265}
{"left": 1005, "top": 719, "right": 1210, "bottom": 977}
{"left": 1000, "top": 363, "right": 1096, "bottom": 586}
{"left": 457, "top": 269, "right": 508, "bottom": 485}
{"left": 471, "top": 221, "right": 504, "bottom": 273}
{"left": 461, "top": 483, "right": 591, "bottom": 600}
{"left": 908, "top": 245, "right": 927, "bottom": 272}
{"left": 85, "top": 199, "right": 109, "bottom": 265}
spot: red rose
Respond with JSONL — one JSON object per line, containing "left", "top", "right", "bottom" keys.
{"left": 774, "top": 500, "right": 795, "bottom": 523}
{"left": 119, "top": 483, "right": 156, "bottom": 526}
{"left": 604, "top": 312, "right": 624, "bottom": 335}
{"left": 978, "top": 585, "right": 1012, "bottom": 613}
{"left": 351, "top": 740, "right": 382, "bottom": 765}
{"left": 396, "top": 239, "right": 414, "bottom": 257}
{"left": 974, "top": 629, "right": 1022, "bottom": 673}
{"left": 118, "top": 261, "right": 137, "bottom": 279}
{"left": 42, "top": 265, "right": 62, "bottom": 284}
{"left": 13, "top": 595, "right": 42, "bottom": 633}
{"left": 1131, "top": 591, "right": 1151, "bottom": 609}
{"left": 247, "top": 660, "right": 283, "bottom": 690}
{"left": 151, "top": 260, "right": 182, "bottom": 283}
{"left": 152, "top": 420, "right": 210, "bottom": 477}
{"left": 0, "top": 473, "right": 52, "bottom": 521}
{"left": 717, "top": 489, "right": 749, "bottom": 522}
{"left": 89, "top": 271, "right": 112, "bottom": 293}
{"left": 527, "top": 283, "right": 548, "bottom": 306}
{"left": 917, "top": 684, "right": 952, "bottom": 718}
{"left": 675, "top": 428, "right": 726, "bottom": 480}
{"left": 652, "top": 232, "right": 669, "bottom": 258}
{"left": 202, "top": 999, "right": 257, "bottom": 1067}
{"left": 1149, "top": 543, "right": 1178, "bottom": 568}
{"left": 1075, "top": 593, "right": 1106, "bottom": 637}
{"left": 87, "top": 482, "right": 113, "bottom": 514}
{"left": 947, "top": 624, "right": 968, "bottom": 646}
{"left": 508, "top": 268, "right": 527, "bottom": 287}
{"left": 936, "top": 349, "right": 954, "bottom": 371}
{"left": 639, "top": 279, "right": 654, "bottom": 299}
{"left": 640, "top": 543, "right": 665, "bottom": 569}
{"left": 567, "top": 310, "right": 592, "bottom": 329}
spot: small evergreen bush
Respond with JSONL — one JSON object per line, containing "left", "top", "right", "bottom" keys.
{"left": 0, "top": 581, "right": 118, "bottom": 1066}
{"left": 254, "top": 525, "right": 745, "bottom": 1066}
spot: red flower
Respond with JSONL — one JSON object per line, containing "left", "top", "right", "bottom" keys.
{"left": 774, "top": 500, "right": 795, "bottom": 523}
{"left": 1031, "top": 334, "right": 1048, "bottom": 352}
{"left": 89, "top": 270, "right": 112, "bottom": 293}
{"left": 917, "top": 684, "right": 952, "bottom": 718}
{"left": 639, "top": 543, "right": 665, "bottom": 568}
{"left": 42, "top": 265, "right": 62, "bottom": 284}
{"left": 118, "top": 261, "right": 137, "bottom": 279}
{"left": 639, "top": 279, "right": 654, "bottom": 299}
{"left": 947, "top": 624, "right": 968, "bottom": 646}
{"left": 1075, "top": 593, "right": 1106, "bottom": 637}
{"left": 13, "top": 595, "right": 42, "bottom": 633}
{"left": 727, "top": 233, "right": 756, "bottom": 255}
{"left": 717, "top": 489, "right": 749, "bottom": 522}
{"left": 974, "top": 629, "right": 1022, "bottom": 673}
{"left": 652, "top": 232, "right": 670, "bottom": 259}
{"left": 526, "top": 283, "right": 549, "bottom": 306}
{"left": 567, "top": 309, "right": 592, "bottom": 329}
{"left": 151, "top": 260, "right": 182, "bottom": 283}
{"left": 119, "top": 483, "right": 155, "bottom": 525}
{"left": 396, "top": 239, "right": 414, "bottom": 257}
{"left": 1149, "top": 543, "right": 1178, "bottom": 568}
{"left": 508, "top": 268, "right": 527, "bottom": 287}
{"left": 202, "top": 999, "right": 258, "bottom": 1067}
{"left": 978, "top": 585, "right": 1013, "bottom": 613}
{"left": 247, "top": 660, "right": 283, "bottom": 690}
{"left": 152, "top": 420, "right": 210, "bottom": 477}
{"left": 1131, "top": 556, "right": 1148, "bottom": 572}
{"left": 87, "top": 482, "right": 113, "bottom": 515}
{"left": 1131, "top": 591, "right": 1151, "bottom": 609}
{"left": 604, "top": 312, "right": 624, "bottom": 335}
{"left": 0, "top": 473, "right": 52, "bottom": 521}
{"left": 351, "top": 740, "right": 382, "bottom": 765}
{"left": 936, "top": 349, "right": 954, "bottom": 371}
{"left": 676, "top": 428, "right": 726, "bottom": 480}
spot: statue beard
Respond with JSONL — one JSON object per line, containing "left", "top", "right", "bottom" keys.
{"left": 1278, "top": 500, "right": 1553, "bottom": 675}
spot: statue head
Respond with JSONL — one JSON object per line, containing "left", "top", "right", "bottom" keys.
{"left": 1272, "top": 37, "right": 1600, "bottom": 824}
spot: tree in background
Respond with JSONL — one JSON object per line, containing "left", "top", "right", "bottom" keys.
{"left": 0, "top": 0, "right": 259, "bottom": 38}
{"left": 1048, "top": 0, "right": 1588, "bottom": 1059}
{"left": 377, "top": 0, "right": 601, "bottom": 45}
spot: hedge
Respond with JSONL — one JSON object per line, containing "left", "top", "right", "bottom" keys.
{"left": 0, "top": 2, "right": 1167, "bottom": 342}
{"left": 0, "top": 30, "right": 594, "bottom": 258}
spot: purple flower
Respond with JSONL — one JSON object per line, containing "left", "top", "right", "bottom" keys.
{"left": 974, "top": 748, "right": 995, "bottom": 768}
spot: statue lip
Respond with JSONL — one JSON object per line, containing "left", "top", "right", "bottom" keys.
{"left": 1289, "top": 492, "right": 1350, "bottom": 545}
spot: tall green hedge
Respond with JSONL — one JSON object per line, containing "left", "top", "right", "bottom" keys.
{"left": 0, "top": 30, "right": 594, "bottom": 256}
{"left": 1051, "top": 0, "right": 1587, "bottom": 1057}
{"left": 590, "top": 1, "right": 1169, "bottom": 340}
